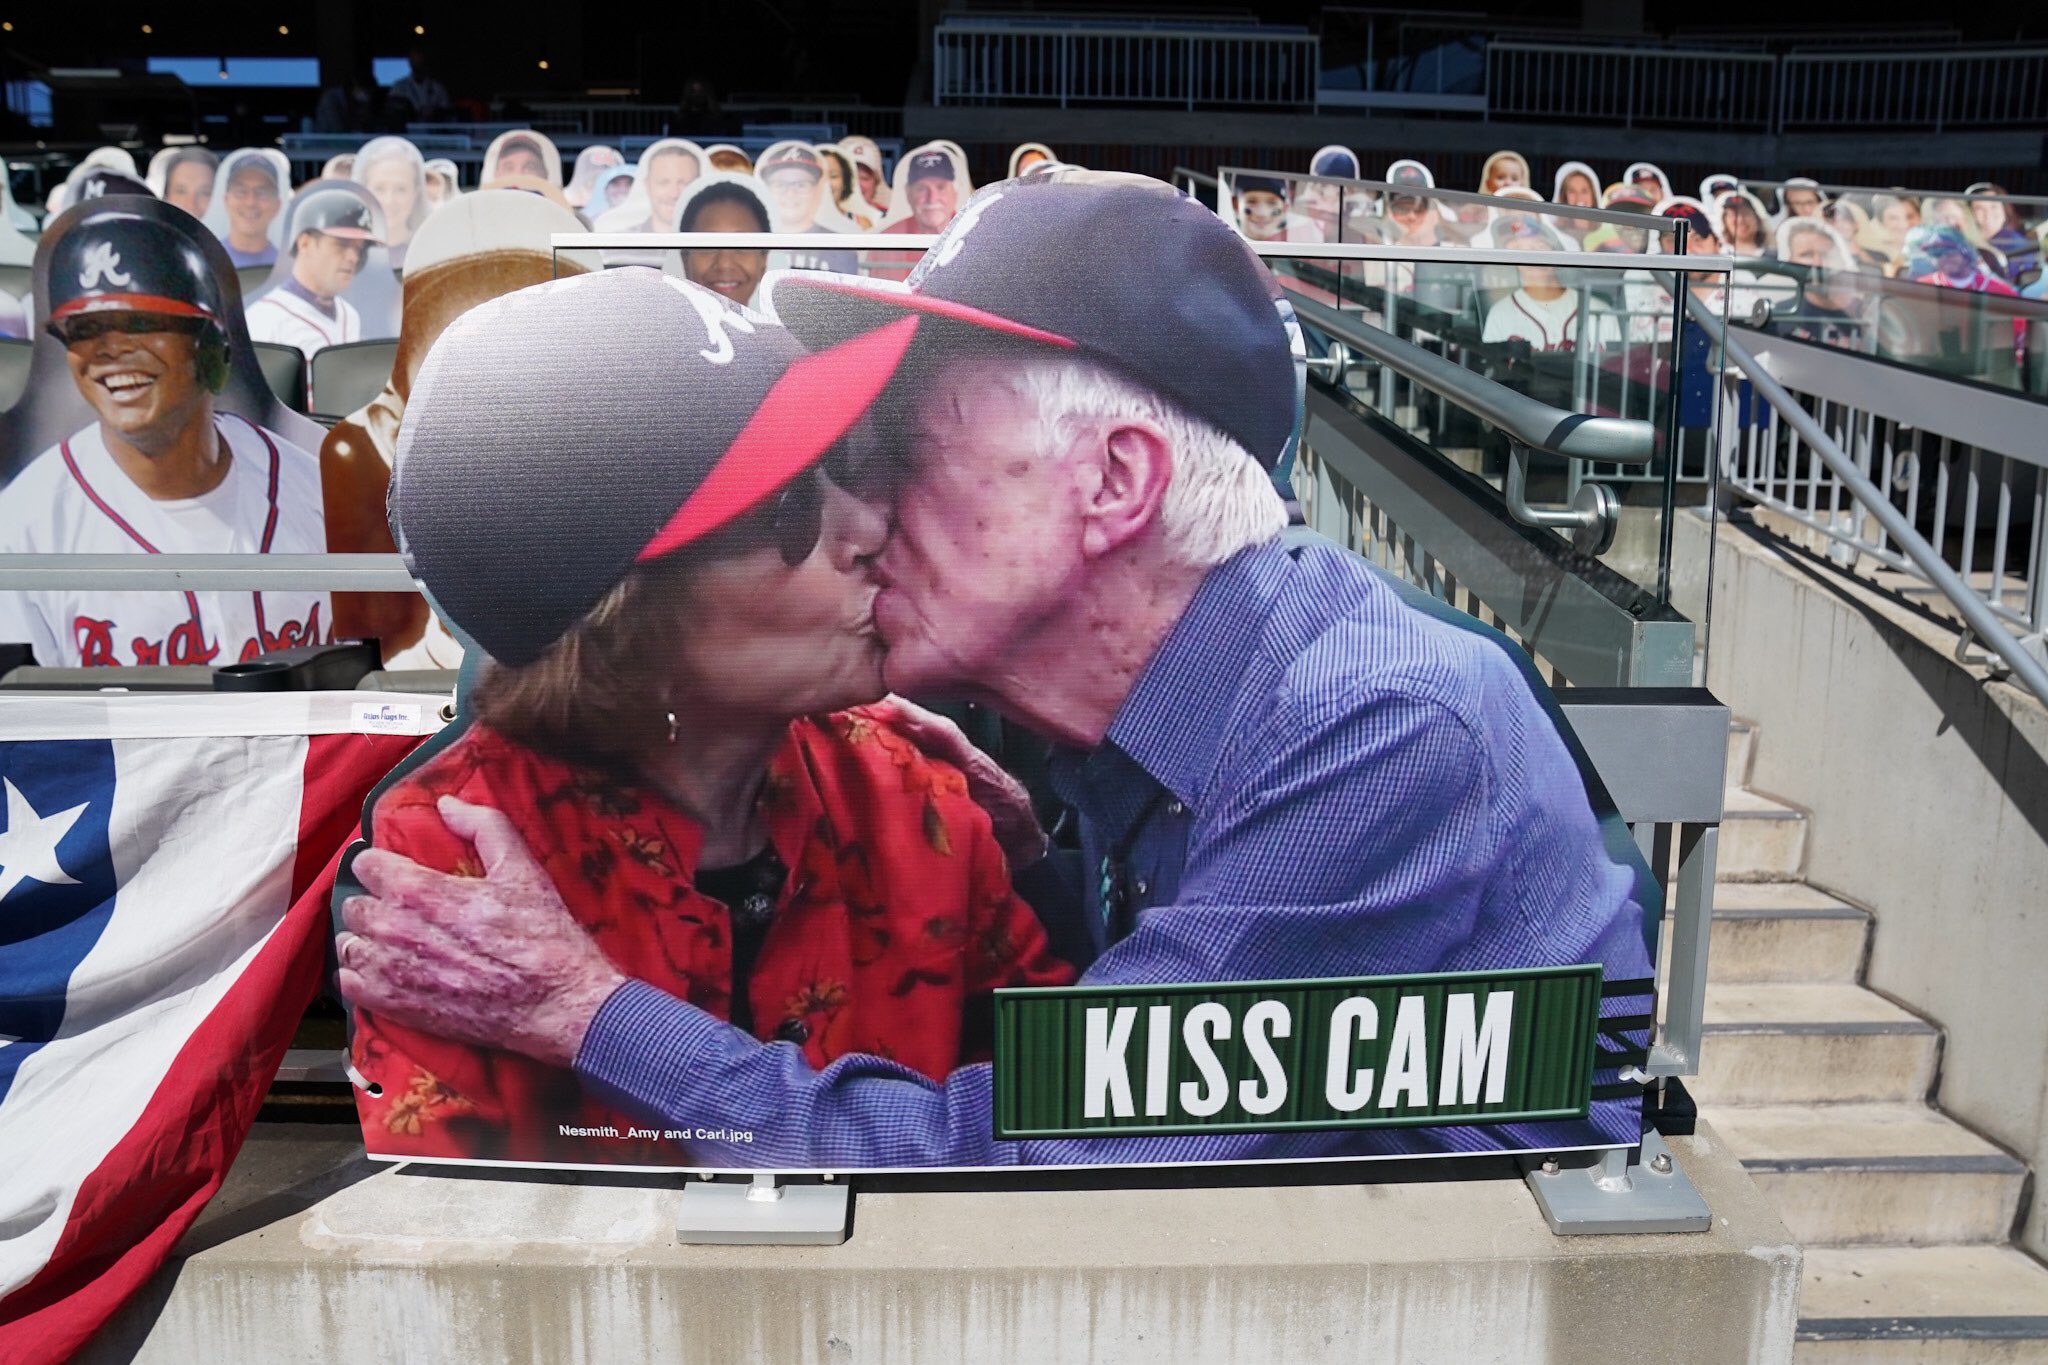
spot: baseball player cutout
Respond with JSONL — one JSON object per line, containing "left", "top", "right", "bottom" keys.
{"left": 244, "top": 184, "right": 385, "bottom": 361}
{"left": 0, "top": 200, "right": 328, "bottom": 668}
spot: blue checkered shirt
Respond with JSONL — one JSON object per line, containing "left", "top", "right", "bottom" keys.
{"left": 577, "top": 538, "right": 1655, "bottom": 1167}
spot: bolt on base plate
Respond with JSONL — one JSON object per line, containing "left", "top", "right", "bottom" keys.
{"left": 1519, "top": 1132, "right": 1712, "bottom": 1235}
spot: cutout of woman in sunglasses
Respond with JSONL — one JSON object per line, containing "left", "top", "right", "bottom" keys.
{"left": 345, "top": 269, "right": 1073, "bottom": 1167}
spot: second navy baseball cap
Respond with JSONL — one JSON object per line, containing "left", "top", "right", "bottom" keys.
{"left": 905, "top": 151, "right": 955, "bottom": 184}
{"left": 766, "top": 175, "right": 1297, "bottom": 468}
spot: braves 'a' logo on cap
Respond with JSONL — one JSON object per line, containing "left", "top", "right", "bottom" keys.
{"left": 661, "top": 274, "right": 757, "bottom": 365}
{"left": 929, "top": 190, "right": 1004, "bottom": 271}
{"left": 78, "top": 241, "right": 132, "bottom": 291}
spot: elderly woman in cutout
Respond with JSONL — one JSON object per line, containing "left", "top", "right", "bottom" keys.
{"left": 342, "top": 270, "right": 1072, "bottom": 1166}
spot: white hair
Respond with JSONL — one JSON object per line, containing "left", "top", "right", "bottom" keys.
{"left": 1001, "top": 354, "right": 1286, "bottom": 569}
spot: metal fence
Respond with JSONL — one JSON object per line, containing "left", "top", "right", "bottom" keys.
{"left": 946, "top": 20, "right": 2048, "bottom": 131}
{"left": 1486, "top": 40, "right": 2048, "bottom": 131}
{"left": 1486, "top": 42, "right": 1779, "bottom": 130}
{"left": 1778, "top": 48, "right": 2048, "bottom": 131}
{"left": 933, "top": 20, "right": 1320, "bottom": 109}
{"left": 1716, "top": 331, "right": 2047, "bottom": 673}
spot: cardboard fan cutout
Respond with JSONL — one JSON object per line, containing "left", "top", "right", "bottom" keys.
{"left": 1008, "top": 142, "right": 1055, "bottom": 178}
{"left": 52, "top": 147, "right": 140, "bottom": 214}
{"left": 0, "top": 170, "right": 38, "bottom": 268}
{"left": 243, "top": 179, "right": 401, "bottom": 358}
{"left": 354, "top": 136, "right": 431, "bottom": 269}
{"left": 0, "top": 159, "right": 34, "bottom": 235}
{"left": 594, "top": 139, "right": 706, "bottom": 236}
{"left": 867, "top": 141, "right": 972, "bottom": 280}
{"left": 203, "top": 148, "right": 293, "bottom": 269}
{"left": 480, "top": 130, "right": 562, "bottom": 188}
{"left": 424, "top": 158, "right": 464, "bottom": 209}
{"left": 879, "top": 142, "right": 972, "bottom": 232}
{"left": 814, "top": 144, "right": 879, "bottom": 229}
{"left": 0, "top": 196, "right": 331, "bottom": 667}
{"left": 564, "top": 145, "right": 622, "bottom": 210}
{"left": 755, "top": 140, "right": 857, "bottom": 274}
{"left": 702, "top": 143, "right": 753, "bottom": 174}
{"left": 661, "top": 172, "right": 781, "bottom": 306}
{"left": 838, "top": 135, "right": 890, "bottom": 213}
{"left": 584, "top": 165, "right": 635, "bottom": 222}
{"left": 146, "top": 146, "right": 217, "bottom": 221}
{"left": 320, "top": 190, "right": 590, "bottom": 668}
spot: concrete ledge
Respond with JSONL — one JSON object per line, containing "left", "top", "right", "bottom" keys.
{"left": 85, "top": 1121, "right": 1799, "bottom": 1364}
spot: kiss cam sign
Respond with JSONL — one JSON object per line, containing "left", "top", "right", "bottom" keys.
{"left": 993, "top": 966, "right": 1604, "bottom": 1139}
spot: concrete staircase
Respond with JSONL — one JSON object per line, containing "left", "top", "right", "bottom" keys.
{"left": 1697, "top": 718, "right": 2048, "bottom": 1362}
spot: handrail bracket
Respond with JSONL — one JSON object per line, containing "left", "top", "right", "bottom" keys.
{"left": 1504, "top": 440, "right": 1620, "bottom": 558}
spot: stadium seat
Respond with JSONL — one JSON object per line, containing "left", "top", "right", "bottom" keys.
{"left": 0, "top": 264, "right": 30, "bottom": 300}
{"left": 309, "top": 338, "right": 398, "bottom": 421}
{"left": 251, "top": 340, "right": 308, "bottom": 413}
{"left": 236, "top": 264, "right": 275, "bottom": 298}
{"left": 0, "top": 336, "right": 31, "bottom": 411}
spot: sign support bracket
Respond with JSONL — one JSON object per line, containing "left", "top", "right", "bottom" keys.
{"left": 676, "top": 1173, "right": 850, "bottom": 1245}
{"left": 1519, "top": 1131, "right": 1711, "bottom": 1234}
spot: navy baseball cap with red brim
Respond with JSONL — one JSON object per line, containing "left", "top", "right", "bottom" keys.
{"left": 764, "top": 175, "right": 1298, "bottom": 468}
{"left": 393, "top": 267, "right": 921, "bottom": 667}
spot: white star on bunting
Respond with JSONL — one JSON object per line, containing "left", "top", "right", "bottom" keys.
{"left": 0, "top": 777, "right": 89, "bottom": 905}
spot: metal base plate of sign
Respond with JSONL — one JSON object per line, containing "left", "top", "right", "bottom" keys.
{"left": 1519, "top": 1133, "right": 1712, "bottom": 1234}
{"left": 676, "top": 1174, "right": 849, "bottom": 1245}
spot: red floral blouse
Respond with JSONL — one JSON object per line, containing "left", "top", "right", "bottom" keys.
{"left": 351, "top": 705, "right": 1074, "bottom": 1166}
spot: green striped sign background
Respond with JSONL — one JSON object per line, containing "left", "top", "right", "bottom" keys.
{"left": 992, "top": 965, "right": 1605, "bottom": 1139}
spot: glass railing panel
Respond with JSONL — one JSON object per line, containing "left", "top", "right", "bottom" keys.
{"left": 1234, "top": 201, "right": 1729, "bottom": 631}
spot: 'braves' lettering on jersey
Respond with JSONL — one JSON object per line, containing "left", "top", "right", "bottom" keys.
{"left": 245, "top": 287, "right": 362, "bottom": 361}
{"left": 0, "top": 414, "right": 331, "bottom": 667}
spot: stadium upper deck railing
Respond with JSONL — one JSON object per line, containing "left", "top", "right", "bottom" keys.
{"left": 933, "top": 17, "right": 1321, "bottom": 109}
{"left": 932, "top": 17, "right": 2048, "bottom": 133}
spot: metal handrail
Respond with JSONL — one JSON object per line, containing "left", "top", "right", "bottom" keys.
{"left": 1680, "top": 285, "right": 2048, "bottom": 709}
{"left": 1285, "top": 291, "right": 1657, "bottom": 464}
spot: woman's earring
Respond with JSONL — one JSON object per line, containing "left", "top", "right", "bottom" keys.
{"left": 665, "top": 710, "right": 679, "bottom": 745}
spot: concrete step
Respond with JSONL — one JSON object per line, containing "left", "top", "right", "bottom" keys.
{"left": 1693, "top": 983, "right": 1939, "bottom": 1106}
{"left": 1797, "top": 1245, "right": 2048, "bottom": 1363}
{"left": 1713, "top": 1103, "right": 2025, "bottom": 1247}
{"left": 1710, "top": 881, "right": 1870, "bottom": 984}
{"left": 1727, "top": 717, "right": 1755, "bottom": 787}
{"left": 1719, "top": 787, "right": 1809, "bottom": 881}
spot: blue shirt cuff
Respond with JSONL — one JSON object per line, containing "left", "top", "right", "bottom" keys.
{"left": 573, "top": 978, "right": 727, "bottom": 1119}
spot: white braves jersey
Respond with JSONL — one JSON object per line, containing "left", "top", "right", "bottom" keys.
{"left": 245, "top": 286, "right": 361, "bottom": 360}
{"left": 1482, "top": 288, "right": 1621, "bottom": 353}
{"left": 0, "top": 414, "right": 331, "bottom": 667}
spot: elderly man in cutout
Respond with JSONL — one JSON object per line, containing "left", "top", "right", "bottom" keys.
{"left": 338, "top": 175, "right": 1655, "bottom": 1167}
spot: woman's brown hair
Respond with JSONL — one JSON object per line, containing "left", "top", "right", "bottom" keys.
{"left": 472, "top": 551, "right": 704, "bottom": 771}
